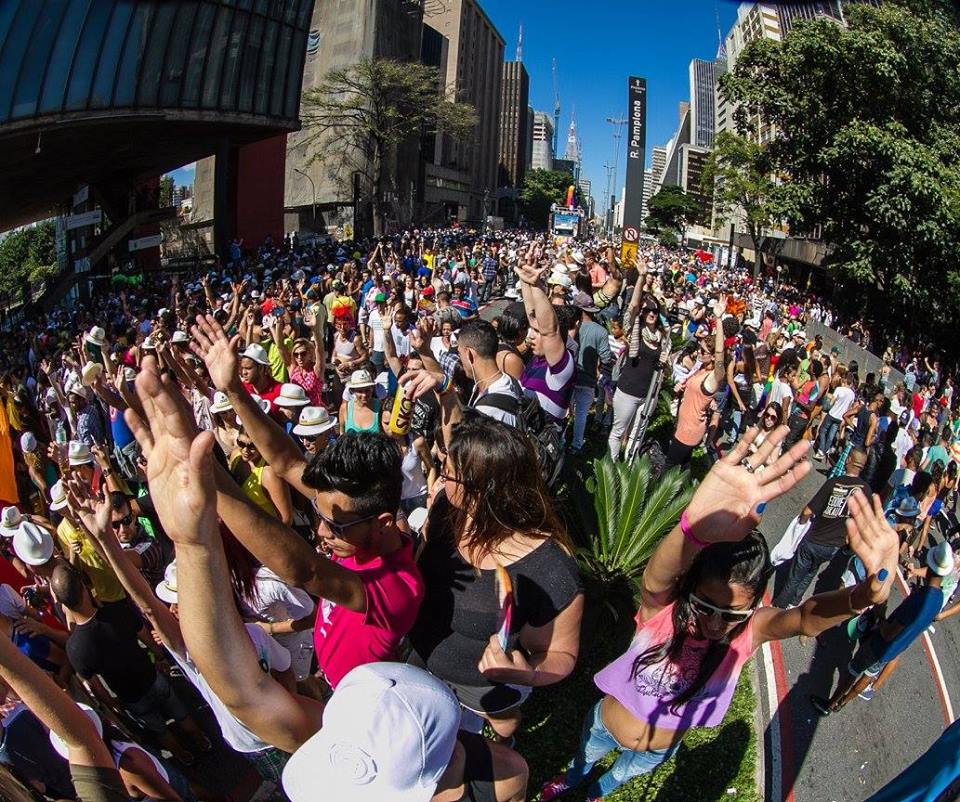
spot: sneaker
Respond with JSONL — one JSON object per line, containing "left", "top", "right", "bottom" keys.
{"left": 540, "top": 777, "right": 572, "bottom": 801}
{"left": 810, "top": 695, "right": 833, "bottom": 716}
{"left": 814, "top": 450, "right": 826, "bottom": 460}
{"left": 858, "top": 687, "right": 875, "bottom": 701}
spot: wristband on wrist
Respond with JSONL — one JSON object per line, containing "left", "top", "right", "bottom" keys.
{"left": 679, "top": 510, "right": 710, "bottom": 549}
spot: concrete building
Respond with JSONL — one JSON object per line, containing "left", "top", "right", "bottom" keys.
{"left": 525, "top": 106, "right": 535, "bottom": 169}
{"left": 689, "top": 59, "right": 722, "bottom": 148}
{"left": 640, "top": 168, "right": 654, "bottom": 227}
{"left": 428, "top": 0, "right": 505, "bottom": 223}
{"left": 651, "top": 146, "right": 668, "bottom": 188}
{"left": 497, "top": 61, "right": 529, "bottom": 189}
{"left": 531, "top": 111, "right": 555, "bottom": 171}
{"left": 562, "top": 112, "right": 580, "bottom": 179}
{"left": 577, "top": 178, "right": 594, "bottom": 218}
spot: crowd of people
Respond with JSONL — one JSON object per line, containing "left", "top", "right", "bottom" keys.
{"left": 0, "top": 224, "right": 951, "bottom": 802}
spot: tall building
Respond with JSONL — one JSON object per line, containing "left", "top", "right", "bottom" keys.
{"left": 577, "top": 177, "right": 594, "bottom": 217}
{"left": 563, "top": 111, "right": 579, "bottom": 173}
{"left": 689, "top": 59, "right": 721, "bottom": 148}
{"left": 659, "top": 104, "right": 712, "bottom": 230}
{"left": 525, "top": 106, "right": 535, "bottom": 169}
{"left": 428, "top": 0, "right": 506, "bottom": 222}
{"left": 651, "top": 146, "right": 668, "bottom": 187}
{"left": 531, "top": 111, "right": 555, "bottom": 171}
{"left": 640, "top": 168, "right": 654, "bottom": 226}
{"left": 497, "top": 61, "right": 530, "bottom": 188}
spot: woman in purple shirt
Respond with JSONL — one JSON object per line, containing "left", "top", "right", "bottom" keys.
{"left": 542, "top": 426, "right": 899, "bottom": 801}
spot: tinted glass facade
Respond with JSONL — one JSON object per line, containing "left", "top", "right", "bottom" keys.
{"left": 0, "top": 0, "right": 312, "bottom": 126}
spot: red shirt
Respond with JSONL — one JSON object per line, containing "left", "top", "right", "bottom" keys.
{"left": 242, "top": 379, "right": 283, "bottom": 413}
{"left": 313, "top": 537, "right": 424, "bottom": 688}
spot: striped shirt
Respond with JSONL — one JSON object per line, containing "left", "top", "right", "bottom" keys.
{"left": 521, "top": 349, "right": 575, "bottom": 423}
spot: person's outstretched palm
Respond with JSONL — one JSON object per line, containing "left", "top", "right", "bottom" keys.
{"left": 684, "top": 426, "right": 811, "bottom": 544}
{"left": 846, "top": 491, "right": 898, "bottom": 605}
{"left": 190, "top": 314, "right": 242, "bottom": 393}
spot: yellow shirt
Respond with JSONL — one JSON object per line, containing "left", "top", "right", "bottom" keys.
{"left": 56, "top": 519, "right": 126, "bottom": 603}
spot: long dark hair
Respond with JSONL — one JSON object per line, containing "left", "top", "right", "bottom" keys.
{"left": 445, "top": 412, "right": 570, "bottom": 560}
{"left": 630, "top": 531, "right": 771, "bottom": 712}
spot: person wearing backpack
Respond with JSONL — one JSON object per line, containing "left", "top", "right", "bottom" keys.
{"left": 458, "top": 320, "right": 521, "bottom": 428}
{"left": 784, "top": 359, "right": 825, "bottom": 451}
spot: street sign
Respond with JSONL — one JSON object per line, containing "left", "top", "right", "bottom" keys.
{"left": 128, "top": 234, "right": 162, "bottom": 253}
{"left": 622, "top": 77, "right": 648, "bottom": 234}
{"left": 620, "top": 241, "right": 638, "bottom": 267}
{"left": 66, "top": 209, "right": 101, "bottom": 230}
{"left": 623, "top": 226, "right": 639, "bottom": 243}
{"left": 73, "top": 185, "right": 89, "bottom": 208}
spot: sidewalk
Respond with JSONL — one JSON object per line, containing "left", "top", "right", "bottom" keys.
{"left": 753, "top": 462, "right": 957, "bottom": 802}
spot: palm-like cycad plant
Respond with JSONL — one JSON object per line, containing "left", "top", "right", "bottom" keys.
{"left": 577, "top": 454, "right": 694, "bottom": 591}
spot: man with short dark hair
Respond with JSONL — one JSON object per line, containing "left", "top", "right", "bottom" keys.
{"left": 456, "top": 320, "right": 521, "bottom": 428}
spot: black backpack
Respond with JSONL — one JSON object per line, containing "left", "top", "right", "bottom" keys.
{"left": 472, "top": 390, "right": 566, "bottom": 488}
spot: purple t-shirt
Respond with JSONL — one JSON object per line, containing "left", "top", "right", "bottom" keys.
{"left": 521, "top": 349, "right": 575, "bottom": 423}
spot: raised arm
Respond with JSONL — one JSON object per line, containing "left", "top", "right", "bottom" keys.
{"left": 191, "top": 314, "right": 310, "bottom": 496}
{"left": 639, "top": 426, "right": 811, "bottom": 620}
{"left": 123, "top": 360, "right": 323, "bottom": 753}
{"left": 703, "top": 295, "right": 728, "bottom": 395}
{"left": 515, "top": 261, "right": 565, "bottom": 367}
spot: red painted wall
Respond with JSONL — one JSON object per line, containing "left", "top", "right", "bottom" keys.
{"left": 235, "top": 134, "right": 286, "bottom": 245}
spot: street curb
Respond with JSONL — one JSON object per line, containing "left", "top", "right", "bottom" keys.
{"left": 750, "top": 655, "right": 768, "bottom": 801}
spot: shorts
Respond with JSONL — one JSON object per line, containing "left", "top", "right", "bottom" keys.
{"left": 125, "top": 671, "right": 190, "bottom": 736}
{"left": 407, "top": 650, "right": 531, "bottom": 716}
{"left": 458, "top": 731, "right": 496, "bottom": 802}
{"left": 848, "top": 636, "right": 886, "bottom": 679}
{"left": 245, "top": 746, "right": 291, "bottom": 783}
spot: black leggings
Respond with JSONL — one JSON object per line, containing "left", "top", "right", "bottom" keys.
{"left": 665, "top": 438, "right": 696, "bottom": 469}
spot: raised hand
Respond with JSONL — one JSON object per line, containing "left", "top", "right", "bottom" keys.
{"left": 683, "top": 426, "right": 811, "bottom": 544}
{"left": 190, "top": 315, "right": 242, "bottom": 393}
{"left": 399, "top": 368, "right": 441, "bottom": 401}
{"left": 845, "top": 491, "right": 898, "bottom": 606}
{"left": 63, "top": 478, "right": 110, "bottom": 542}
{"left": 514, "top": 262, "right": 545, "bottom": 287}
{"left": 713, "top": 293, "right": 728, "bottom": 318}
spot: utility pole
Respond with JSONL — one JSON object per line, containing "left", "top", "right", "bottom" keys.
{"left": 605, "top": 116, "right": 626, "bottom": 235}
{"left": 603, "top": 161, "right": 615, "bottom": 232}
{"left": 552, "top": 59, "right": 561, "bottom": 156}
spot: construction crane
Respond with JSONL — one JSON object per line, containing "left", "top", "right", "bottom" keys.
{"left": 552, "top": 59, "right": 560, "bottom": 155}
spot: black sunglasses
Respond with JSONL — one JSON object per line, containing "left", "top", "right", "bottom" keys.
{"left": 111, "top": 512, "right": 134, "bottom": 530}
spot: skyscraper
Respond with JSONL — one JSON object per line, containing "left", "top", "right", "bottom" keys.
{"left": 563, "top": 112, "right": 579, "bottom": 164}
{"left": 531, "top": 111, "right": 555, "bottom": 171}
{"left": 640, "top": 168, "right": 654, "bottom": 226}
{"left": 497, "top": 61, "right": 530, "bottom": 189}
{"left": 651, "top": 146, "right": 668, "bottom": 188}
{"left": 689, "top": 58, "right": 721, "bottom": 148}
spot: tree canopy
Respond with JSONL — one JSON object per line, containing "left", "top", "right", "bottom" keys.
{"left": 0, "top": 221, "right": 57, "bottom": 296}
{"left": 722, "top": 0, "right": 960, "bottom": 353}
{"left": 645, "top": 186, "right": 701, "bottom": 246}
{"left": 519, "top": 169, "right": 576, "bottom": 228}
{"left": 301, "top": 58, "right": 477, "bottom": 235}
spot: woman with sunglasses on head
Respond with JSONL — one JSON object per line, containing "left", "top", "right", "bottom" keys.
{"left": 607, "top": 282, "right": 671, "bottom": 460}
{"left": 542, "top": 428, "right": 899, "bottom": 802}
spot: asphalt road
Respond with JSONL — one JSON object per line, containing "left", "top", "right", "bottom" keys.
{"left": 754, "top": 456, "right": 960, "bottom": 802}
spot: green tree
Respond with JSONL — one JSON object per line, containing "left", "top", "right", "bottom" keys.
{"left": 701, "top": 131, "right": 791, "bottom": 280}
{"left": 301, "top": 58, "right": 477, "bottom": 235}
{"left": 645, "top": 186, "right": 700, "bottom": 245}
{"left": 158, "top": 175, "right": 174, "bottom": 208}
{"left": 721, "top": 0, "right": 960, "bottom": 352}
{"left": 519, "top": 169, "right": 573, "bottom": 228}
{"left": 0, "top": 220, "right": 57, "bottom": 296}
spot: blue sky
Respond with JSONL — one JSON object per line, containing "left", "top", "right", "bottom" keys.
{"left": 167, "top": 1, "right": 740, "bottom": 213}
{"left": 480, "top": 0, "right": 739, "bottom": 210}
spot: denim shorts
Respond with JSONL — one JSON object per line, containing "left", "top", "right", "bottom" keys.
{"left": 125, "top": 671, "right": 189, "bottom": 735}
{"left": 849, "top": 636, "right": 887, "bottom": 679}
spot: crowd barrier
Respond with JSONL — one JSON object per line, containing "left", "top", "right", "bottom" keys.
{"left": 806, "top": 320, "right": 904, "bottom": 389}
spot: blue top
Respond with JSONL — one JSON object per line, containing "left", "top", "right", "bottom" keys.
{"left": 873, "top": 584, "right": 943, "bottom": 664}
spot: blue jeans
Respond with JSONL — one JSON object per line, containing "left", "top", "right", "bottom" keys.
{"left": 563, "top": 700, "right": 679, "bottom": 798}
{"left": 817, "top": 416, "right": 841, "bottom": 455}
{"left": 773, "top": 538, "right": 840, "bottom": 608}
{"left": 571, "top": 384, "right": 596, "bottom": 449}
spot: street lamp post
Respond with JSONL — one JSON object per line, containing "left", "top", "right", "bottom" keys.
{"left": 605, "top": 116, "right": 626, "bottom": 236}
{"left": 293, "top": 168, "right": 316, "bottom": 230}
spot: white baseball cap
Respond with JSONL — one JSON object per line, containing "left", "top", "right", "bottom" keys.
{"left": 49, "top": 480, "right": 68, "bottom": 512}
{"left": 155, "top": 561, "right": 178, "bottom": 604}
{"left": 282, "top": 663, "right": 460, "bottom": 802}
{"left": 49, "top": 703, "right": 102, "bottom": 760}
{"left": 293, "top": 406, "right": 337, "bottom": 436}
{"left": 68, "top": 441, "right": 93, "bottom": 466}
{"left": 1, "top": 506, "right": 23, "bottom": 536}
{"left": 209, "top": 391, "right": 232, "bottom": 414}
{"left": 241, "top": 343, "right": 271, "bottom": 366}
{"left": 19, "top": 432, "right": 37, "bottom": 453}
{"left": 14, "top": 521, "right": 55, "bottom": 566}
{"left": 274, "top": 383, "right": 310, "bottom": 408}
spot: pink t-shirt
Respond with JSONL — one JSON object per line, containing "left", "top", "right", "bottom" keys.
{"left": 313, "top": 537, "right": 424, "bottom": 688}
{"left": 594, "top": 602, "right": 754, "bottom": 732}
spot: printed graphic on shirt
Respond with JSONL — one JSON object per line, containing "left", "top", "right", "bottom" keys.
{"left": 632, "top": 639, "right": 708, "bottom": 701}
{"left": 823, "top": 485, "right": 858, "bottom": 520}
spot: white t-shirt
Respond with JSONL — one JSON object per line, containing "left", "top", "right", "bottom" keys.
{"left": 360, "top": 307, "right": 385, "bottom": 352}
{"left": 828, "top": 385, "right": 856, "bottom": 421}
{"left": 169, "top": 623, "right": 291, "bottom": 753}
{"left": 247, "top": 567, "right": 316, "bottom": 681}
{"left": 769, "top": 379, "right": 794, "bottom": 408}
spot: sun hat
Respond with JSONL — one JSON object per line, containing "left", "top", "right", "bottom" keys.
{"left": 209, "top": 391, "right": 233, "bottom": 414}
{"left": 44, "top": 388, "right": 57, "bottom": 404}
{"left": 68, "top": 441, "right": 93, "bottom": 466}
{"left": 142, "top": 336, "right": 156, "bottom": 351}
{"left": 171, "top": 330, "right": 190, "bottom": 344}
{"left": 67, "top": 385, "right": 92, "bottom": 401}
{"left": 19, "top": 432, "right": 37, "bottom": 453}
{"left": 282, "top": 663, "right": 460, "bottom": 802}
{"left": 895, "top": 496, "right": 920, "bottom": 518}
{"left": 83, "top": 326, "right": 106, "bottom": 347}
{"left": 547, "top": 272, "right": 571, "bottom": 288}
{"left": 80, "top": 361, "right": 103, "bottom": 387}
{"left": 1, "top": 506, "right": 23, "bottom": 536}
{"left": 927, "top": 541, "right": 955, "bottom": 577}
{"left": 571, "top": 250, "right": 586, "bottom": 265}
{"left": 155, "top": 561, "right": 179, "bottom": 604}
{"left": 123, "top": 366, "right": 137, "bottom": 383}
{"left": 49, "top": 481, "right": 68, "bottom": 512}
{"left": 49, "top": 703, "right": 103, "bottom": 760}
{"left": 274, "top": 383, "right": 310, "bottom": 408}
{"left": 14, "top": 521, "right": 54, "bottom": 566}
{"left": 293, "top": 406, "right": 337, "bottom": 436}
{"left": 347, "top": 369, "right": 375, "bottom": 389}
{"left": 241, "top": 343, "right": 271, "bottom": 366}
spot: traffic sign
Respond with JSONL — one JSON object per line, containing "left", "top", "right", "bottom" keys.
{"left": 623, "top": 226, "right": 639, "bottom": 243}
{"left": 620, "top": 241, "right": 638, "bottom": 267}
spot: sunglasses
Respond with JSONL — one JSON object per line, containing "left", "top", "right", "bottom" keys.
{"left": 688, "top": 593, "right": 756, "bottom": 623}
{"left": 237, "top": 440, "right": 257, "bottom": 451}
{"left": 293, "top": 351, "right": 310, "bottom": 359}
{"left": 111, "top": 512, "right": 134, "bottom": 530}
{"left": 310, "top": 502, "right": 381, "bottom": 539}
{"left": 300, "top": 433, "right": 321, "bottom": 443}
